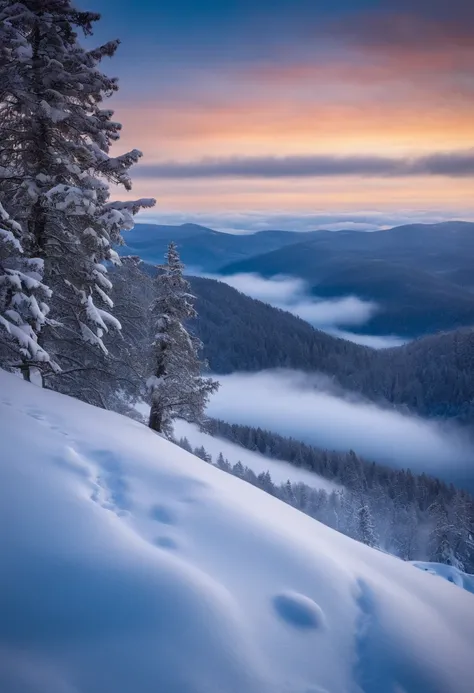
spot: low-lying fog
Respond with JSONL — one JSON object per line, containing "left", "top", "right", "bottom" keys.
{"left": 199, "top": 272, "right": 406, "bottom": 348}
{"left": 206, "top": 370, "right": 474, "bottom": 484}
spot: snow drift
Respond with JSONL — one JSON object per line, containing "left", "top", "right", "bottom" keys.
{"left": 0, "top": 369, "right": 473, "bottom": 693}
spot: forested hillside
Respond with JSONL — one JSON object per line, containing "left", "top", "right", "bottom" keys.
{"left": 109, "top": 265, "right": 474, "bottom": 426}
{"left": 190, "top": 275, "right": 474, "bottom": 424}
{"left": 190, "top": 275, "right": 373, "bottom": 375}
{"left": 119, "top": 223, "right": 321, "bottom": 269}
{"left": 219, "top": 223, "right": 474, "bottom": 338}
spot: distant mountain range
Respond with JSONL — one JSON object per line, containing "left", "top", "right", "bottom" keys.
{"left": 119, "top": 222, "right": 324, "bottom": 269}
{"left": 122, "top": 221, "right": 474, "bottom": 338}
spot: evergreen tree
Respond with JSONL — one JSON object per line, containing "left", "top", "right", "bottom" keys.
{"left": 148, "top": 243, "right": 219, "bottom": 435}
{"left": 0, "top": 203, "right": 54, "bottom": 375}
{"left": 216, "top": 452, "right": 231, "bottom": 472}
{"left": 178, "top": 436, "right": 193, "bottom": 453}
{"left": 194, "top": 446, "right": 212, "bottom": 463}
{"left": 232, "top": 461, "right": 245, "bottom": 479}
{"left": 257, "top": 470, "right": 275, "bottom": 496}
{"left": 357, "top": 503, "right": 378, "bottom": 548}
{"left": 282, "top": 479, "right": 297, "bottom": 507}
{"left": 0, "top": 0, "right": 155, "bottom": 381}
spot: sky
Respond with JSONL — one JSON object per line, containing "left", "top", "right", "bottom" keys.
{"left": 88, "top": 0, "right": 474, "bottom": 230}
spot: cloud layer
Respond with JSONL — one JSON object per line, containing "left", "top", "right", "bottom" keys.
{"left": 101, "top": 0, "right": 474, "bottom": 216}
{"left": 206, "top": 371, "right": 474, "bottom": 482}
{"left": 138, "top": 209, "right": 474, "bottom": 234}
{"left": 200, "top": 272, "right": 404, "bottom": 347}
{"left": 136, "top": 150, "right": 474, "bottom": 180}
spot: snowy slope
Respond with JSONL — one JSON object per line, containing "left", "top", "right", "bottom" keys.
{"left": 174, "top": 419, "right": 338, "bottom": 490}
{"left": 413, "top": 562, "right": 474, "bottom": 595}
{"left": 1, "top": 369, "right": 474, "bottom": 693}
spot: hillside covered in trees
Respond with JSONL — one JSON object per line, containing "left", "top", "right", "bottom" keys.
{"left": 192, "top": 276, "right": 474, "bottom": 426}
{"left": 105, "top": 265, "right": 474, "bottom": 427}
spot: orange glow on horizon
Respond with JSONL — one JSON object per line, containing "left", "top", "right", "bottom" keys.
{"left": 117, "top": 176, "right": 474, "bottom": 216}
{"left": 110, "top": 18, "right": 474, "bottom": 217}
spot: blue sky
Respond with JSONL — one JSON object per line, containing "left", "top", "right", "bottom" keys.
{"left": 83, "top": 0, "right": 474, "bottom": 230}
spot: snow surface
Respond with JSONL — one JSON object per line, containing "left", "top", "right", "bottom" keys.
{"left": 1, "top": 369, "right": 474, "bottom": 693}
{"left": 173, "top": 419, "right": 338, "bottom": 491}
{"left": 412, "top": 562, "right": 474, "bottom": 595}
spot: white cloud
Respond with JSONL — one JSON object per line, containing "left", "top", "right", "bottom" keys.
{"left": 327, "top": 329, "right": 407, "bottom": 348}
{"left": 290, "top": 295, "right": 377, "bottom": 328}
{"left": 202, "top": 272, "right": 378, "bottom": 330}
{"left": 220, "top": 273, "right": 306, "bottom": 304}
{"left": 206, "top": 370, "right": 474, "bottom": 480}
{"left": 137, "top": 208, "right": 474, "bottom": 234}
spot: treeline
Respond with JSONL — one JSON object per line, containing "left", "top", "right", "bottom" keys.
{"left": 187, "top": 419, "right": 474, "bottom": 572}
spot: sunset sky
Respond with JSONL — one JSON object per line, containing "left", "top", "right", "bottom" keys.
{"left": 92, "top": 0, "right": 474, "bottom": 231}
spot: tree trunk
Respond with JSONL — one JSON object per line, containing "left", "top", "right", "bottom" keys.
{"left": 21, "top": 365, "right": 31, "bottom": 382}
{"left": 149, "top": 401, "right": 163, "bottom": 433}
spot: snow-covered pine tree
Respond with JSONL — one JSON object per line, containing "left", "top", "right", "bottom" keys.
{"left": 216, "top": 452, "right": 231, "bottom": 472}
{"left": 0, "top": 202, "right": 54, "bottom": 376}
{"left": 148, "top": 242, "right": 219, "bottom": 436}
{"left": 178, "top": 436, "right": 193, "bottom": 453}
{"left": 357, "top": 502, "right": 378, "bottom": 548}
{"left": 0, "top": 0, "right": 155, "bottom": 382}
{"left": 194, "top": 446, "right": 212, "bottom": 464}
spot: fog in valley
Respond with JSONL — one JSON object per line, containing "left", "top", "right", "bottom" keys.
{"left": 200, "top": 272, "right": 405, "bottom": 348}
{"left": 206, "top": 370, "right": 474, "bottom": 484}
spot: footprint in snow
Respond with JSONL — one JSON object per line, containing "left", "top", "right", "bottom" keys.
{"left": 150, "top": 504, "right": 177, "bottom": 525}
{"left": 153, "top": 536, "right": 179, "bottom": 550}
{"left": 272, "top": 591, "right": 326, "bottom": 631}
{"left": 25, "top": 409, "right": 47, "bottom": 421}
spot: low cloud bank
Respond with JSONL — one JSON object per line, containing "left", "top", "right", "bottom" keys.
{"left": 206, "top": 370, "right": 474, "bottom": 481}
{"left": 327, "top": 329, "right": 407, "bottom": 348}
{"left": 137, "top": 210, "right": 473, "bottom": 234}
{"left": 200, "top": 271, "right": 404, "bottom": 347}
{"left": 207, "top": 272, "right": 377, "bottom": 328}
{"left": 136, "top": 150, "right": 474, "bottom": 179}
